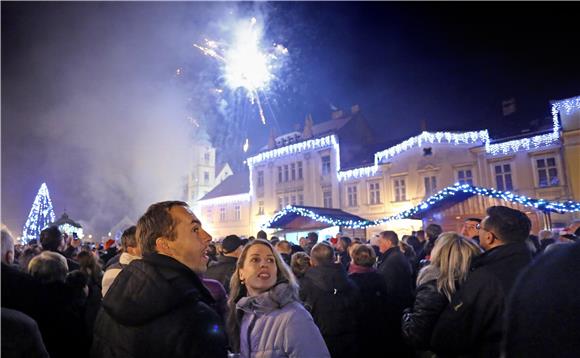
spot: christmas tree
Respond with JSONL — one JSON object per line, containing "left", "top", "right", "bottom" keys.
{"left": 22, "top": 182, "right": 56, "bottom": 243}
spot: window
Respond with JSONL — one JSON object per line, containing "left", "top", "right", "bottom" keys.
{"left": 424, "top": 176, "right": 437, "bottom": 196}
{"left": 536, "top": 157, "right": 559, "bottom": 187}
{"left": 204, "top": 171, "right": 210, "bottom": 185}
{"left": 457, "top": 169, "right": 473, "bottom": 185}
{"left": 204, "top": 152, "right": 210, "bottom": 164}
{"left": 298, "top": 193, "right": 304, "bottom": 205}
{"left": 257, "top": 171, "right": 264, "bottom": 187}
{"left": 323, "top": 191, "right": 332, "bottom": 208}
{"left": 494, "top": 164, "right": 513, "bottom": 191}
{"left": 278, "top": 197, "right": 283, "bottom": 210}
{"left": 219, "top": 207, "right": 226, "bottom": 222}
{"left": 321, "top": 155, "right": 331, "bottom": 176}
{"left": 278, "top": 166, "right": 283, "bottom": 183}
{"left": 206, "top": 208, "right": 212, "bottom": 222}
{"left": 347, "top": 185, "right": 358, "bottom": 207}
{"left": 291, "top": 163, "right": 296, "bottom": 181}
{"left": 284, "top": 165, "right": 289, "bottom": 182}
{"left": 394, "top": 178, "right": 406, "bottom": 202}
{"left": 258, "top": 201, "right": 264, "bottom": 215}
{"left": 369, "top": 182, "right": 381, "bottom": 205}
{"left": 284, "top": 196, "right": 289, "bottom": 207}
{"left": 291, "top": 195, "right": 296, "bottom": 205}
{"left": 234, "top": 205, "right": 241, "bottom": 221}
{"left": 297, "top": 161, "right": 303, "bottom": 180}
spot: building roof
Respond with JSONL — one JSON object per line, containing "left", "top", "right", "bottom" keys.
{"left": 52, "top": 213, "right": 82, "bottom": 228}
{"left": 199, "top": 170, "right": 249, "bottom": 201}
{"left": 266, "top": 205, "right": 370, "bottom": 230}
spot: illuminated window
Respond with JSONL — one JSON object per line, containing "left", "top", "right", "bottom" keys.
{"left": 219, "top": 207, "right": 226, "bottom": 222}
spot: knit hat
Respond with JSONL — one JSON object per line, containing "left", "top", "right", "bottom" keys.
{"left": 222, "top": 235, "right": 242, "bottom": 254}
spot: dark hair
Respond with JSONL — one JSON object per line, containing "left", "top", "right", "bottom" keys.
{"left": 484, "top": 206, "right": 531, "bottom": 243}
{"left": 380, "top": 230, "right": 399, "bottom": 246}
{"left": 291, "top": 252, "right": 311, "bottom": 277}
{"left": 77, "top": 251, "right": 102, "bottom": 284}
{"left": 339, "top": 236, "right": 352, "bottom": 247}
{"left": 310, "top": 242, "right": 334, "bottom": 265}
{"left": 351, "top": 244, "right": 376, "bottom": 267}
{"left": 256, "top": 230, "right": 267, "bottom": 240}
{"left": 426, "top": 224, "right": 443, "bottom": 241}
{"left": 307, "top": 231, "right": 318, "bottom": 244}
{"left": 465, "top": 218, "right": 482, "bottom": 223}
{"left": 121, "top": 226, "right": 137, "bottom": 251}
{"left": 136, "top": 201, "right": 188, "bottom": 255}
{"left": 40, "top": 226, "right": 63, "bottom": 252}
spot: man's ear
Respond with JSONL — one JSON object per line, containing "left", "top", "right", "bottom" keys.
{"left": 155, "top": 237, "right": 169, "bottom": 253}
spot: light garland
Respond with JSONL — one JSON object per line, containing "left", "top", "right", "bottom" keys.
{"left": 264, "top": 205, "right": 369, "bottom": 229}
{"left": 58, "top": 223, "right": 84, "bottom": 240}
{"left": 337, "top": 164, "right": 380, "bottom": 181}
{"left": 247, "top": 134, "right": 337, "bottom": 166}
{"left": 22, "top": 182, "right": 56, "bottom": 242}
{"left": 375, "top": 130, "right": 490, "bottom": 164}
{"left": 263, "top": 183, "right": 580, "bottom": 229}
{"left": 197, "top": 192, "right": 251, "bottom": 206}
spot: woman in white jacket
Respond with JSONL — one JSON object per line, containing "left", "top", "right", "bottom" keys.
{"left": 226, "top": 239, "right": 330, "bottom": 358}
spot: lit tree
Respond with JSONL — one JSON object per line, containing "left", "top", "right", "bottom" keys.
{"left": 22, "top": 183, "right": 56, "bottom": 242}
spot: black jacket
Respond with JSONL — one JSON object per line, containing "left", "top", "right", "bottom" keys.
{"left": 91, "top": 253, "right": 227, "bottom": 358}
{"left": 430, "top": 242, "right": 532, "bottom": 357}
{"left": 299, "top": 263, "right": 359, "bottom": 358}
{"left": 204, "top": 255, "right": 238, "bottom": 293}
{"left": 505, "top": 242, "right": 580, "bottom": 358}
{"left": 401, "top": 279, "right": 449, "bottom": 350}
{"left": 349, "top": 271, "right": 390, "bottom": 357}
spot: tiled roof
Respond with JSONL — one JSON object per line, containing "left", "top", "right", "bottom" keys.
{"left": 199, "top": 171, "right": 249, "bottom": 201}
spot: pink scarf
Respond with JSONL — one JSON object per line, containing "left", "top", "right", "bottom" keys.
{"left": 348, "top": 263, "right": 376, "bottom": 274}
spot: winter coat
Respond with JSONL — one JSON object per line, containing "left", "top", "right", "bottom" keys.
{"left": 401, "top": 270, "right": 449, "bottom": 350}
{"left": 101, "top": 252, "right": 141, "bottom": 296}
{"left": 430, "top": 242, "right": 532, "bottom": 357}
{"left": 376, "top": 247, "right": 415, "bottom": 357}
{"left": 237, "top": 283, "right": 330, "bottom": 358}
{"left": 205, "top": 255, "right": 238, "bottom": 293}
{"left": 91, "top": 253, "right": 227, "bottom": 358}
{"left": 504, "top": 242, "right": 580, "bottom": 357}
{"left": 1, "top": 308, "right": 49, "bottom": 358}
{"left": 299, "top": 263, "right": 359, "bottom": 358}
{"left": 348, "top": 268, "right": 391, "bottom": 357}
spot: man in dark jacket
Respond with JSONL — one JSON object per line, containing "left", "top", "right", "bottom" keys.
{"left": 205, "top": 234, "right": 242, "bottom": 293}
{"left": 299, "top": 242, "right": 359, "bottom": 358}
{"left": 91, "top": 201, "right": 227, "bottom": 358}
{"left": 430, "top": 205, "right": 532, "bottom": 357}
{"left": 40, "top": 226, "right": 80, "bottom": 271}
{"left": 376, "top": 230, "right": 414, "bottom": 357}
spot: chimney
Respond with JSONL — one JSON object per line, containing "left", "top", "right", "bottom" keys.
{"left": 331, "top": 110, "right": 344, "bottom": 120}
{"left": 302, "top": 114, "right": 314, "bottom": 139}
{"left": 267, "top": 129, "right": 276, "bottom": 149}
{"left": 502, "top": 98, "right": 517, "bottom": 116}
{"left": 351, "top": 104, "right": 360, "bottom": 114}
{"left": 420, "top": 119, "right": 428, "bottom": 132}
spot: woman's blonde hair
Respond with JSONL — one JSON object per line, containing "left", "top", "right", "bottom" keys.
{"left": 417, "top": 232, "right": 481, "bottom": 301}
{"left": 226, "top": 239, "right": 299, "bottom": 352}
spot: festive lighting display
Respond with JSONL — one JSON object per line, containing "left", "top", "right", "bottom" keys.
{"left": 337, "top": 165, "right": 380, "bottom": 181}
{"left": 264, "top": 205, "right": 369, "bottom": 229}
{"left": 247, "top": 134, "right": 338, "bottom": 166}
{"left": 22, "top": 183, "right": 56, "bottom": 242}
{"left": 375, "top": 130, "right": 490, "bottom": 164}
{"left": 194, "top": 17, "right": 288, "bottom": 125}
{"left": 58, "top": 223, "right": 84, "bottom": 240}
{"left": 263, "top": 183, "right": 580, "bottom": 229}
{"left": 197, "top": 193, "right": 251, "bottom": 206}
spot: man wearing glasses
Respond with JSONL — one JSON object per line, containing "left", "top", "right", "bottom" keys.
{"left": 430, "top": 206, "right": 532, "bottom": 357}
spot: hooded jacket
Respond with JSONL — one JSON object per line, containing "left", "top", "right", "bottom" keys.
{"left": 205, "top": 255, "right": 238, "bottom": 293}
{"left": 237, "top": 283, "right": 329, "bottom": 358}
{"left": 91, "top": 253, "right": 227, "bottom": 358}
{"left": 299, "top": 263, "right": 359, "bottom": 358}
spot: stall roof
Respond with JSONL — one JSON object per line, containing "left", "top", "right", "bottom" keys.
{"left": 266, "top": 206, "right": 370, "bottom": 230}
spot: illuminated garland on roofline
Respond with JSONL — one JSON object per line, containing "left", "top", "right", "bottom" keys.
{"left": 264, "top": 183, "right": 580, "bottom": 229}
{"left": 197, "top": 193, "right": 251, "bottom": 206}
{"left": 247, "top": 96, "right": 580, "bottom": 182}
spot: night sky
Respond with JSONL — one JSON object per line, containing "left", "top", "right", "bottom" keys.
{"left": 2, "top": 2, "right": 579, "bottom": 237}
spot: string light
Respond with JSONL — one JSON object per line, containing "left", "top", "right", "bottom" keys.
{"left": 247, "top": 134, "right": 338, "bottom": 166}
{"left": 264, "top": 183, "right": 580, "bottom": 229}
{"left": 197, "top": 193, "right": 251, "bottom": 206}
{"left": 22, "top": 183, "right": 56, "bottom": 242}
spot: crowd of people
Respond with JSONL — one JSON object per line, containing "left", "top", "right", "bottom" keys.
{"left": 2, "top": 200, "right": 580, "bottom": 357}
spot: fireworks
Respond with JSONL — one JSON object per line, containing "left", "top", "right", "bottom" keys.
{"left": 194, "top": 17, "right": 288, "bottom": 125}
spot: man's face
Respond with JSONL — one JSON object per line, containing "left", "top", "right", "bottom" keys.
{"left": 163, "top": 206, "right": 212, "bottom": 274}
{"left": 478, "top": 217, "right": 495, "bottom": 251}
{"left": 461, "top": 220, "right": 479, "bottom": 239}
{"left": 378, "top": 236, "right": 392, "bottom": 254}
